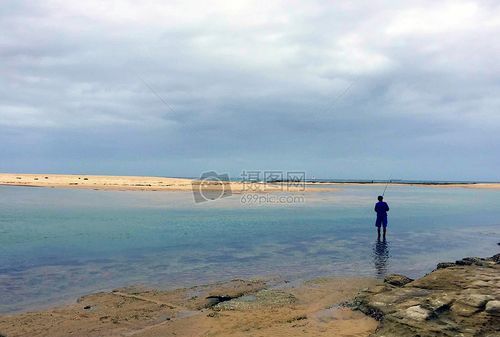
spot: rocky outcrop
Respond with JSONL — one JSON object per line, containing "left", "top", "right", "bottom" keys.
{"left": 383, "top": 274, "right": 414, "bottom": 287}
{"left": 352, "top": 254, "right": 500, "bottom": 337}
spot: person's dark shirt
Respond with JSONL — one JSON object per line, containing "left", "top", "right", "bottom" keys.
{"left": 374, "top": 201, "right": 389, "bottom": 217}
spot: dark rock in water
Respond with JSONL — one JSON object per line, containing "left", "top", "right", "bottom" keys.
{"left": 489, "top": 253, "right": 500, "bottom": 264}
{"left": 455, "top": 259, "right": 474, "bottom": 266}
{"left": 455, "top": 256, "right": 491, "bottom": 267}
{"left": 352, "top": 254, "right": 500, "bottom": 337}
{"left": 205, "top": 295, "right": 233, "bottom": 307}
{"left": 436, "top": 262, "right": 456, "bottom": 269}
{"left": 462, "top": 256, "right": 484, "bottom": 264}
{"left": 383, "top": 274, "right": 414, "bottom": 287}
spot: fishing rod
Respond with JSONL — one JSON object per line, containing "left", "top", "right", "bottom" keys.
{"left": 382, "top": 178, "right": 391, "bottom": 197}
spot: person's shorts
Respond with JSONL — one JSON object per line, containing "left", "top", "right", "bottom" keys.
{"left": 375, "top": 216, "right": 388, "bottom": 228}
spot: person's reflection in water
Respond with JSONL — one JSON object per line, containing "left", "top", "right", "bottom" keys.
{"left": 372, "top": 237, "right": 390, "bottom": 278}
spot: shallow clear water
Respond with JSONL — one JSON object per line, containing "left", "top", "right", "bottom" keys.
{"left": 1, "top": 185, "right": 499, "bottom": 313}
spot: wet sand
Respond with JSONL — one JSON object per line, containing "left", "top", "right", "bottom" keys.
{"left": 0, "top": 277, "right": 378, "bottom": 337}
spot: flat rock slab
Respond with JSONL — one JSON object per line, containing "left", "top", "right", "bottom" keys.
{"left": 352, "top": 255, "right": 500, "bottom": 337}
{"left": 214, "top": 289, "right": 297, "bottom": 311}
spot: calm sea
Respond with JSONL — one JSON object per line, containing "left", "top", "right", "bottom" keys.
{"left": 1, "top": 184, "right": 499, "bottom": 313}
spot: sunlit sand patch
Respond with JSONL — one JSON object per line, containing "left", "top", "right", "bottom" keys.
{"left": 0, "top": 173, "right": 336, "bottom": 193}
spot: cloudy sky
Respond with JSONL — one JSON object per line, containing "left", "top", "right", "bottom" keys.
{"left": 1, "top": 0, "right": 499, "bottom": 180}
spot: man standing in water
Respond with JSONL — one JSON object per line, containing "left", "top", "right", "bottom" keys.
{"left": 374, "top": 196, "right": 389, "bottom": 238}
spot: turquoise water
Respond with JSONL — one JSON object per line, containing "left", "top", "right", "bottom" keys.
{"left": 1, "top": 185, "right": 499, "bottom": 313}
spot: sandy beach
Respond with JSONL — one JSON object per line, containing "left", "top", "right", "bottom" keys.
{"left": 0, "top": 277, "right": 378, "bottom": 337}
{"left": 0, "top": 173, "right": 320, "bottom": 193}
{"left": 1, "top": 173, "right": 499, "bottom": 193}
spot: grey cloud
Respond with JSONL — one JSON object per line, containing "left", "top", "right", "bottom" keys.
{"left": 1, "top": 0, "right": 499, "bottom": 180}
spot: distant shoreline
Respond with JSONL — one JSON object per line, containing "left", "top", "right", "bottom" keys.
{"left": 0, "top": 173, "right": 329, "bottom": 193}
{"left": 1, "top": 173, "right": 499, "bottom": 191}
{"left": 305, "top": 181, "right": 500, "bottom": 189}
{"left": 306, "top": 180, "right": 500, "bottom": 184}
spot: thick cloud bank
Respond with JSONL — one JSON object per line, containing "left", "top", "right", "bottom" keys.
{"left": 1, "top": 0, "right": 499, "bottom": 180}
